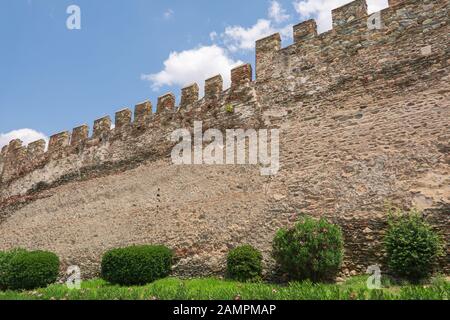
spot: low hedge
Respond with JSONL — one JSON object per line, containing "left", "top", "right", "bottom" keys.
{"left": 227, "top": 245, "right": 263, "bottom": 282}
{"left": 0, "top": 249, "right": 59, "bottom": 290}
{"left": 0, "top": 249, "right": 26, "bottom": 290}
{"left": 101, "top": 245, "right": 173, "bottom": 286}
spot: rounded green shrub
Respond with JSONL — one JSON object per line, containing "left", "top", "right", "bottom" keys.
{"left": 0, "top": 249, "right": 27, "bottom": 290}
{"left": 384, "top": 210, "right": 444, "bottom": 282}
{"left": 272, "top": 217, "right": 344, "bottom": 282}
{"left": 101, "top": 245, "right": 173, "bottom": 286}
{"left": 227, "top": 245, "right": 263, "bottom": 282}
{"left": 1, "top": 249, "right": 59, "bottom": 290}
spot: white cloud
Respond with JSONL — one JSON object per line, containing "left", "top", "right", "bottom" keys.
{"left": 221, "top": 18, "right": 293, "bottom": 52}
{"left": 164, "top": 9, "right": 174, "bottom": 19}
{"left": 209, "top": 31, "right": 218, "bottom": 41}
{"left": 217, "top": 1, "right": 294, "bottom": 53}
{"left": 142, "top": 1, "right": 390, "bottom": 94}
{"left": 293, "top": 0, "right": 389, "bottom": 32}
{"left": 0, "top": 129, "right": 48, "bottom": 150}
{"left": 142, "top": 1, "right": 293, "bottom": 93}
{"left": 141, "top": 45, "right": 242, "bottom": 92}
{"left": 269, "top": 1, "right": 290, "bottom": 23}
{"left": 222, "top": 19, "right": 276, "bottom": 52}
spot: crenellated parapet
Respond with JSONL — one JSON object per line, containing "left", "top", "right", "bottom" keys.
{"left": 1, "top": 0, "right": 447, "bottom": 188}
{"left": 253, "top": 0, "right": 448, "bottom": 108}
{"left": 0, "top": 60, "right": 263, "bottom": 185}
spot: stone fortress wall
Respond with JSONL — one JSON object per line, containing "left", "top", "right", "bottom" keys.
{"left": 0, "top": 0, "right": 448, "bottom": 278}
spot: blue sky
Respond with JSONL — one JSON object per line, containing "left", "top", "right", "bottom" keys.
{"left": 0, "top": 0, "right": 388, "bottom": 147}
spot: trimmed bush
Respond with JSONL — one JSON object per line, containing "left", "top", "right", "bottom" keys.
{"left": 101, "top": 245, "right": 173, "bottom": 286}
{"left": 0, "top": 249, "right": 27, "bottom": 290}
{"left": 0, "top": 249, "right": 59, "bottom": 290}
{"left": 273, "top": 217, "right": 344, "bottom": 282}
{"left": 227, "top": 245, "right": 263, "bottom": 282}
{"left": 384, "top": 210, "right": 444, "bottom": 282}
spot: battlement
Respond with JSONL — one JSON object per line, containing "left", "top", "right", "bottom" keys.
{"left": 331, "top": 0, "right": 368, "bottom": 28}
{"left": 180, "top": 84, "right": 199, "bottom": 110}
{"left": 0, "top": 0, "right": 448, "bottom": 188}
{"left": 134, "top": 101, "right": 153, "bottom": 126}
{"left": 115, "top": 109, "right": 132, "bottom": 130}
{"left": 254, "top": 0, "right": 431, "bottom": 57}
{"left": 48, "top": 132, "right": 70, "bottom": 153}
{"left": 255, "top": 33, "right": 281, "bottom": 81}
{"left": 205, "top": 75, "right": 223, "bottom": 98}
{"left": 0, "top": 0, "right": 449, "bottom": 279}
{"left": 71, "top": 125, "right": 89, "bottom": 147}
{"left": 254, "top": 0, "right": 424, "bottom": 83}
{"left": 293, "top": 19, "right": 317, "bottom": 44}
{"left": 0, "top": 61, "right": 260, "bottom": 184}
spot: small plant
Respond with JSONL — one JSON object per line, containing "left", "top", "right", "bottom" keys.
{"left": 384, "top": 209, "right": 444, "bottom": 282}
{"left": 0, "top": 249, "right": 59, "bottom": 290}
{"left": 101, "top": 245, "right": 173, "bottom": 286}
{"left": 227, "top": 245, "right": 263, "bottom": 282}
{"left": 272, "top": 216, "right": 344, "bottom": 282}
{"left": 225, "top": 104, "right": 234, "bottom": 113}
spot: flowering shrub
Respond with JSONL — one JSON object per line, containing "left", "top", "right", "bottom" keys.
{"left": 273, "top": 217, "right": 344, "bottom": 282}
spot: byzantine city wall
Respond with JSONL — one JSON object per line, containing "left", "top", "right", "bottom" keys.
{"left": 0, "top": 0, "right": 448, "bottom": 277}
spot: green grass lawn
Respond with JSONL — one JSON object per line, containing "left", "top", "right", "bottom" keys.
{"left": 0, "top": 276, "right": 448, "bottom": 300}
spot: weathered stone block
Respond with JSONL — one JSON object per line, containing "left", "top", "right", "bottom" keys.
{"left": 48, "top": 132, "right": 70, "bottom": 153}
{"left": 180, "top": 83, "right": 199, "bottom": 109}
{"left": 8, "top": 139, "right": 23, "bottom": 151}
{"left": 71, "top": 125, "right": 89, "bottom": 146}
{"left": 93, "top": 116, "right": 112, "bottom": 138}
{"left": 115, "top": 108, "right": 132, "bottom": 129}
{"left": 388, "top": 0, "right": 406, "bottom": 7}
{"left": 0, "top": 146, "right": 6, "bottom": 177}
{"left": 0, "top": 145, "right": 8, "bottom": 156}
{"left": 27, "top": 139, "right": 46, "bottom": 158}
{"left": 332, "top": 0, "right": 368, "bottom": 28}
{"left": 205, "top": 75, "right": 223, "bottom": 100}
{"left": 294, "top": 19, "right": 318, "bottom": 43}
{"left": 157, "top": 93, "right": 175, "bottom": 113}
{"left": 134, "top": 101, "right": 152, "bottom": 124}
{"left": 256, "top": 33, "right": 281, "bottom": 55}
{"left": 231, "top": 64, "right": 252, "bottom": 88}
{"left": 256, "top": 33, "right": 281, "bottom": 81}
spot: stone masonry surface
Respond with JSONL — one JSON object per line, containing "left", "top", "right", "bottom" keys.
{"left": 0, "top": 0, "right": 449, "bottom": 279}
